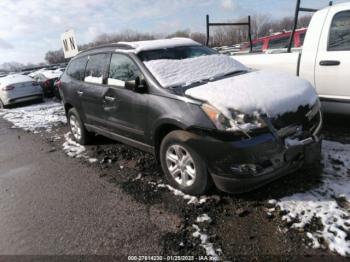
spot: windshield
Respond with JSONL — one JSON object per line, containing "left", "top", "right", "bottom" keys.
{"left": 142, "top": 51, "right": 248, "bottom": 88}
{"left": 137, "top": 45, "right": 217, "bottom": 61}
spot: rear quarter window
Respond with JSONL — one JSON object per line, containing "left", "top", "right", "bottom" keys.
{"left": 67, "top": 56, "right": 88, "bottom": 81}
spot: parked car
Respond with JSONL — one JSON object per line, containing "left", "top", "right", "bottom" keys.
{"left": 233, "top": 2, "right": 350, "bottom": 115}
{"left": 32, "top": 70, "right": 63, "bottom": 98}
{"left": 0, "top": 74, "right": 43, "bottom": 108}
{"left": 60, "top": 38, "right": 322, "bottom": 195}
{"left": 239, "top": 28, "right": 307, "bottom": 53}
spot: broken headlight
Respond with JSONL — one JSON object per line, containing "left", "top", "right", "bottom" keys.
{"left": 201, "top": 103, "right": 266, "bottom": 132}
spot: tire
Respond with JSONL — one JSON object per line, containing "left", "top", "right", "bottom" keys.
{"left": 160, "top": 130, "right": 212, "bottom": 195}
{"left": 67, "top": 108, "right": 93, "bottom": 145}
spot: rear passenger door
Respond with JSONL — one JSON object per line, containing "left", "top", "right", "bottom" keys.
{"left": 103, "top": 53, "right": 149, "bottom": 142}
{"left": 81, "top": 53, "right": 111, "bottom": 127}
{"left": 64, "top": 56, "right": 88, "bottom": 113}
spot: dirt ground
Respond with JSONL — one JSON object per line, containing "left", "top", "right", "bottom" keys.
{"left": 1, "top": 109, "right": 349, "bottom": 261}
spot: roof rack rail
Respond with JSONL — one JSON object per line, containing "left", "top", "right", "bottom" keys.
{"left": 78, "top": 43, "right": 133, "bottom": 55}
{"left": 287, "top": 0, "right": 333, "bottom": 52}
{"left": 205, "top": 15, "right": 253, "bottom": 53}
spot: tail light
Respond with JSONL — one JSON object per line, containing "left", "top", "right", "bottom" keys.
{"left": 2, "top": 85, "right": 15, "bottom": 91}
{"left": 56, "top": 80, "right": 62, "bottom": 89}
{"left": 44, "top": 80, "right": 50, "bottom": 88}
{"left": 32, "top": 81, "right": 39, "bottom": 86}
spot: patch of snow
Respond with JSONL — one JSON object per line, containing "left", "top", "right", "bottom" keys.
{"left": 0, "top": 100, "right": 66, "bottom": 133}
{"left": 62, "top": 132, "right": 99, "bottom": 164}
{"left": 268, "top": 199, "right": 277, "bottom": 205}
{"left": 273, "top": 140, "right": 350, "bottom": 257}
{"left": 185, "top": 70, "right": 318, "bottom": 118}
{"left": 196, "top": 214, "right": 212, "bottom": 223}
{"left": 157, "top": 183, "right": 220, "bottom": 205}
{"left": 145, "top": 54, "right": 246, "bottom": 88}
{"left": 119, "top": 37, "right": 201, "bottom": 53}
{"left": 192, "top": 224, "right": 220, "bottom": 260}
{"left": 133, "top": 173, "right": 143, "bottom": 181}
{"left": 62, "top": 132, "right": 86, "bottom": 158}
{"left": 88, "top": 158, "right": 98, "bottom": 163}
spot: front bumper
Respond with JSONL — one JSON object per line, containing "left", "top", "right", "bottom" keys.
{"left": 187, "top": 130, "right": 322, "bottom": 194}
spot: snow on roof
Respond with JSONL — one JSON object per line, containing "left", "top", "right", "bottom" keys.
{"left": 41, "top": 70, "right": 62, "bottom": 79}
{"left": 185, "top": 70, "right": 318, "bottom": 118}
{"left": 0, "top": 74, "right": 33, "bottom": 86}
{"left": 118, "top": 38, "right": 201, "bottom": 53}
{"left": 144, "top": 54, "right": 247, "bottom": 88}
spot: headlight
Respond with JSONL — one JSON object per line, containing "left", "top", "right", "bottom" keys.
{"left": 201, "top": 103, "right": 266, "bottom": 132}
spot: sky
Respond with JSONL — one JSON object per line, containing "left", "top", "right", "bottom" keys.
{"left": 0, "top": 0, "right": 348, "bottom": 64}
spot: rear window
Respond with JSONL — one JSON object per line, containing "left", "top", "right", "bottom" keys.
{"left": 328, "top": 11, "right": 350, "bottom": 51}
{"left": 84, "top": 53, "right": 110, "bottom": 84}
{"left": 268, "top": 36, "right": 290, "bottom": 49}
{"left": 67, "top": 57, "right": 88, "bottom": 81}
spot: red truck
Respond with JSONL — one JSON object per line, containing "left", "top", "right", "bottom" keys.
{"left": 240, "top": 28, "right": 307, "bottom": 52}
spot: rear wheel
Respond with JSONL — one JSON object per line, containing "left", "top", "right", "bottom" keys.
{"left": 67, "top": 108, "right": 93, "bottom": 145}
{"left": 160, "top": 130, "right": 212, "bottom": 195}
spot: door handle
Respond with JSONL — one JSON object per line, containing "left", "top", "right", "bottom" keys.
{"left": 104, "top": 96, "right": 116, "bottom": 102}
{"left": 77, "top": 90, "right": 84, "bottom": 96}
{"left": 319, "top": 60, "right": 341, "bottom": 66}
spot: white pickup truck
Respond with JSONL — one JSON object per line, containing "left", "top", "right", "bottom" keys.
{"left": 233, "top": 2, "right": 350, "bottom": 114}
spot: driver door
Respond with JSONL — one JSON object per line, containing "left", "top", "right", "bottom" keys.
{"left": 103, "top": 53, "right": 149, "bottom": 143}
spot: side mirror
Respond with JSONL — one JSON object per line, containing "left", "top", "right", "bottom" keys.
{"left": 125, "top": 76, "right": 147, "bottom": 93}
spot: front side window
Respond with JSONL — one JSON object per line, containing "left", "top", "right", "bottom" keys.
{"left": 67, "top": 56, "right": 88, "bottom": 81}
{"left": 108, "top": 54, "right": 141, "bottom": 87}
{"left": 328, "top": 11, "right": 350, "bottom": 51}
{"left": 84, "top": 53, "right": 110, "bottom": 84}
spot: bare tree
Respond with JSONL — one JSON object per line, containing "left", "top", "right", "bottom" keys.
{"left": 44, "top": 50, "right": 66, "bottom": 64}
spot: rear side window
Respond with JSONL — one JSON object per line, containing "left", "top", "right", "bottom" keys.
{"left": 252, "top": 41, "right": 263, "bottom": 52}
{"left": 84, "top": 53, "right": 110, "bottom": 84}
{"left": 108, "top": 54, "right": 141, "bottom": 87}
{"left": 268, "top": 36, "right": 290, "bottom": 49}
{"left": 67, "top": 57, "right": 88, "bottom": 81}
{"left": 328, "top": 11, "right": 350, "bottom": 51}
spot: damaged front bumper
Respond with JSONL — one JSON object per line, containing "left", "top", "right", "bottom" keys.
{"left": 188, "top": 113, "right": 322, "bottom": 194}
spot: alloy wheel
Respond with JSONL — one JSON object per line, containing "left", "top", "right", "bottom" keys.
{"left": 69, "top": 115, "right": 82, "bottom": 141}
{"left": 165, "top": 144, "right": 196, "bottom": 187}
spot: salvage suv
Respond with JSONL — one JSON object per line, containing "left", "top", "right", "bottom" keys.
{"left": 60, "top": 38, "right": 322, "bottom": 195}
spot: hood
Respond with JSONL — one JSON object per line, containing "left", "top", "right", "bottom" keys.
{"left": 185, "top": 70, "right": 318, "bottom": 118}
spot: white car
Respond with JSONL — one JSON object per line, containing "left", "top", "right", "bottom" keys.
{"left": 0, "top": 74, "right": 43, "bottom": 108}
{"left": 233, "top": 2, "right": 350, "bottom": 114}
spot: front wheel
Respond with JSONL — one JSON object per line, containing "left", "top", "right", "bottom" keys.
{"left": 160, "top": 130, "right": 212, "bottom": 195}
{"left": 67, "top": 108, "right": 93, "bottom": 145}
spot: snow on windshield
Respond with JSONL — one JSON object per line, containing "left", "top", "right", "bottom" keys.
{"left": 144, "top": 54, "right": 247, "bottom": 88}
{"left": 185, "top": 70, "right": 318, "bottom": 118}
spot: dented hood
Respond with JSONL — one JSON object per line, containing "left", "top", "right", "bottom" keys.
{"left": 185, "top": 70, "right": 318, "bottom": 118}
